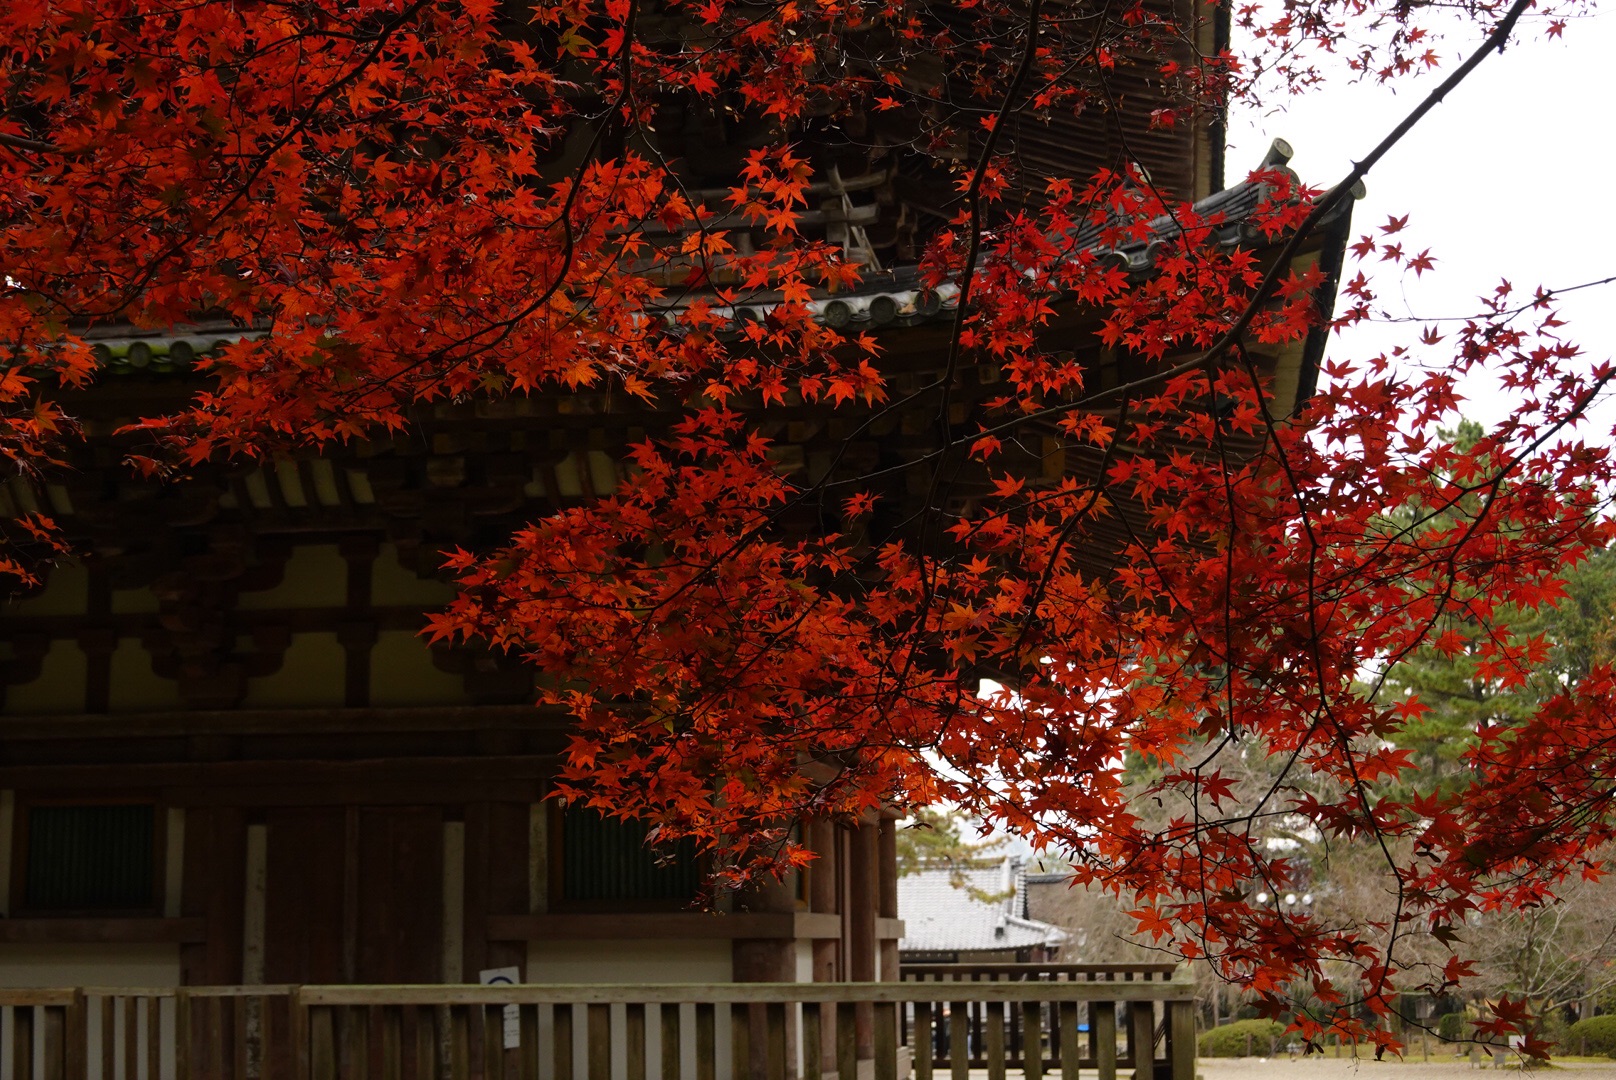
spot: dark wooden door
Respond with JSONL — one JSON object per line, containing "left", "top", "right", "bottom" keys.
{"left": 356, "top": 805, "right": 444, "bottom": 983}
{"left": 263, "top": 805, "right": 444, "bottom": 984}
{"left": 264, "top": 807, "right": 347, "bottom": 984}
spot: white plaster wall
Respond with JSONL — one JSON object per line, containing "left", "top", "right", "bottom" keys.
{"left": 528, "top": 941, "right": 735, "bottom": 1080}
{"left": 0, "top": 945, "right": 182, "bottom": 1080}
{"left": 0, "top": 943, "right": 180, "bottom": 987}
{"left": 527, "top": 939, "right": 732, "bottom": 984}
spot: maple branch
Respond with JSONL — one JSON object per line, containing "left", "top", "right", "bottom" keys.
{"left": 286, "top": 0, "right": 645, "bottom": 422}
{"left": 883, "top": 0, "right": 1051, "bottom": 725}
{"left": 1208, "top": 0, "right": 1533, "bottom": 362}
{"left": 0, "top": 131, "right": 62, "bottom": 156}
{"left": 1373, "top": 272, "right": 1616, "bottom": 324}
{"left": 946, "top": 0, "right": 1536, "bottom": 452}
{"left": 925, "top": 0, "right": 1047, "bottom": 483}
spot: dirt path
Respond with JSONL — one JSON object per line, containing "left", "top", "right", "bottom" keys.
{"left": 1196, "top": 1055, "right": 1616, "bottom": 1077}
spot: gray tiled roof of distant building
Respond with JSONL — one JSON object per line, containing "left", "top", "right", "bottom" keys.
{"left": 898, "top": 863, "right": 1067, "bottom": 956}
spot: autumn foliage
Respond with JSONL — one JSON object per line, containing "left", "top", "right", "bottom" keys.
{"left": 1, "top": 0, "right": 1608, "bottom": 1056}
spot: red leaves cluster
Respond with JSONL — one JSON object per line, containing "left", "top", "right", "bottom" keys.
{"left": 1, "top": 0, "right": 1611, "bottom": 1053}
{"left": 428, "top": 408, "right": 954, "bottom": 884}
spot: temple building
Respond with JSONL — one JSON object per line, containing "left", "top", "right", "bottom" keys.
{"left": 0, "top": 11, "right": 1351, "bottom": 1061}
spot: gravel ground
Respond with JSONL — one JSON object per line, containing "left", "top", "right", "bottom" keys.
{"left": 1195, "top": 1056, "right": 1616, "bottom": 1077}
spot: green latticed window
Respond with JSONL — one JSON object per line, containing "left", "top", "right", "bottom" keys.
{"left": 22, "top": 804, "right": 157, "bottom": 912}
{"left": 559, "top": 806, "right": 700, "bottom": 905}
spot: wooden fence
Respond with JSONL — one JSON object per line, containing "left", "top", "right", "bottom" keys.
{"left": 0, "top": 972, "right": 1195, "bottom": 1080}
{"left": 898, "top": 964, "right": 1187, "bottom": 1080}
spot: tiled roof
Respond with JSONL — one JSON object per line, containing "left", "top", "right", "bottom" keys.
{"left": 898, "top": 861, "right": 1067, "bottom": 956}
{"left": 65, "top": 141, "right": 1349, "bottom": 374}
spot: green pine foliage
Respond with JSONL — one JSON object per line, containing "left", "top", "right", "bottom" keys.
{"left": 1373, "top": 422, "right": 1616, "bottom": 794}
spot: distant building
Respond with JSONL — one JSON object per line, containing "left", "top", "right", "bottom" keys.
{"left": 1023, "top": 868, "right": 1077, "bottom": 927}
{"left": 898, "top": 858, "right": 1066, "bottom": 963}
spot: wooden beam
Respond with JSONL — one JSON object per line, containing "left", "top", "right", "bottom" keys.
{"left": 0, "top": 756, "right": 552, "bottom": 800}
{"left": 485, "top": 912, "right": 843, "bottom": 941}
{"left": 0, "top": 917, "right": 206, "bottom": 944}
{"left": 0, "top": 705, "right": 569, "bottom": 741}
{"left": 298, "top": 981, "right": 1197, "bottom": 1007}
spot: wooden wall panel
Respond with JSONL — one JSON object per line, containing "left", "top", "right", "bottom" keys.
{"left": 486, "top": 801, "right": 529, "bottom": 975}
{"left": 264, "top": 807, "right": 346, "bottom": 984}
{"left": 463, "top": 802, "right": 489, "bottom": 978}
{"left": 180, "top": 806, "right": 246, "bottom": 985}
{"left": 357, "top": 805, "right": 444, "bottom": 983}
{"left": 464, "top": 801, "right": 529, "bottom": 979}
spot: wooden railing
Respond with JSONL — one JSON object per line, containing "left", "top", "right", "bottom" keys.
{"left": 898, "top": 964, "right": 1189, "bottom": 1080}
{"left": 0, "top": 973, "right": 1195, "bottom": 1080}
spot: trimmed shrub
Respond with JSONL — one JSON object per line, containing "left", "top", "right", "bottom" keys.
{"left": 1566, "top": 1015, "right": 1616, "bottom": 1058}
{"left": 1437, "top": 1011, "right": 1468, "bottom": 1043}
{"left": 1198, "top": 1019, "right": 1288, "bottom": 1058}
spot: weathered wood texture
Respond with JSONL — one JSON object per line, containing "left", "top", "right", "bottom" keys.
{"left": 0, "top": 968, "right": 1195, "bottom": 1080}
{"left": 899, "top": 963, "right": 1181, "bottom": 1077}
{"left": 356, "top": 806, "right": 444, "bottom": 983}
{"left": 265, "top": 808, "right": 347, "bottom": 984}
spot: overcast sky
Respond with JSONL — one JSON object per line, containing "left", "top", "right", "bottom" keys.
{"left": 1225, "top": 5, "right": 1616, "bottom": 435}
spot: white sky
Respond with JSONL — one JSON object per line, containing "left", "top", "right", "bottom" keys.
{"left": 1226, "top": 6, "right": 1616, "bottom": 435}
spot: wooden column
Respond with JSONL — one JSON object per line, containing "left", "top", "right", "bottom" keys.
{"left": 848, "top": 824, "right": 878, "bottom": 982}
{"left": 181, "top": 807, "right": 247, "bottom": 985}
{"left": 808, "top": 820, "right": 839, "bottom": 980}
{"left": 732, "top": 869, "right": 799, "bottom": 1080}
{"left": 807, "top": 820, "right": 839, "bottom": 1080}
{"left": 849, "top": 822, "right": 878, "bottom": 1061}
{"left": 464, "top": 801, "right": 530, "bottom": 980}
{"left": 876, "top": 817, "right": 898, "bottom": 981}
{"left": 338, "top": 535, "right": 379, "bottom": 707}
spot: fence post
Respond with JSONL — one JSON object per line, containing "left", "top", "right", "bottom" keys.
{"left": 663, "top": 1003, "right": 684, "bottom": 1080}
{"left": 1090, "top": 1003, "right": 1115, "bottom": 1080}
{"left": 873, "top": 1003, "right": 897, "bottom": 1080}
{"left": 1022, "top": 1002, "right": 1044, "bottom": 1080}
{"left": 949, "top": 1001, "right": 969, "bottom": 1080}
{"left": 837, "top": 1003, "right": 858, "bottom": 1080}
{"left": 290, "top": 987, "right": 311, "bottom": 1080}
{"left": 65, "top": 989, "right": 87, "bottom": 1080}
{"left": 802, "top": 1003, "right": 822, "bottom": 1080}
{"left": 1167, "top": 1001, "right": 1195, "bottom": 1080}
{"left": 627, "top": 1004, "right": 648, "bottom": 1080}
{"left": 176, "top": 990, "right": 193, "bottom": 1080}
{"left": 1059, "top": 1003, "right": 1080, "bottom": 1080}
{"left": 1128, "top": 1002, "right": 1152, "bottom": 1080}
{"left": 589, "top": 1004, "right": 611, "bottom": 1080}
{"left": 985, "top": 1005, "right": 1006, "bottom": 1080}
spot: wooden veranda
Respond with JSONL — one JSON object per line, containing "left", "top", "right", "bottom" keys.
{"left": 0, "top": 964, "right": 1196, "bottom": 1080}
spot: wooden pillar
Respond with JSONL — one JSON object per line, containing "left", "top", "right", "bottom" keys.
{"left": 876, "top": 818, "right": 898, "bottom": 982}
{"left": 733, "top": 870, "right": 798, "bottom": 981}
{"left": 807, "top": 820, "right": 840, "bottom": 1079}
{"left": 465, "top": 801, "right": 530, "bottom": 980}
{"left": 808, "top": 820, "right": 839, "bottom": 980}
{"left": 850, "top": 822, "right": 879, "bottom": 1060}
{"left": 810, "top": 821, "right": 839, "bottom": 913}
{"left": 733, "top": 867, "right": 800, "bottom": 1080}
{"left": 462, "top": 803, "right": 490, "bottom": 979}
{"left": 849, "top": 824, "right": 878, "bottom": 982}
{"left": 181, "top": 807, "right": 247, "bottom": 985}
